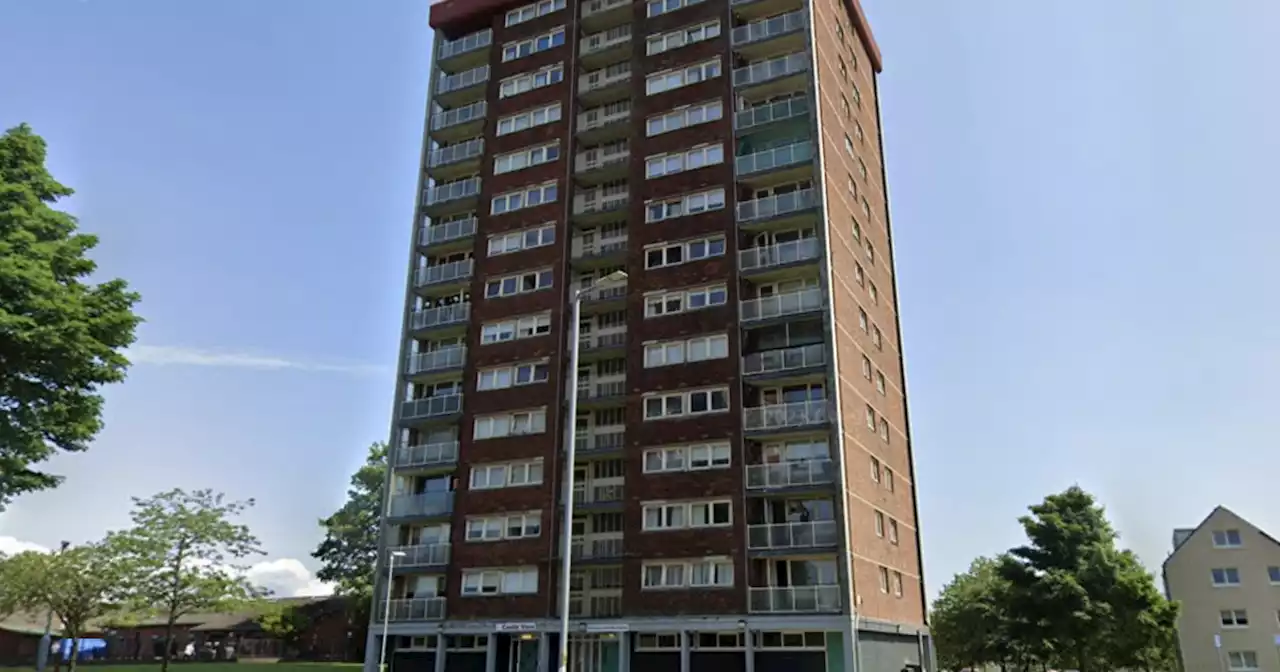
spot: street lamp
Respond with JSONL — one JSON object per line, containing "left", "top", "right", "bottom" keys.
{"left": 379, "top": 550, "right": 407, "bottom": 672}
{"left": 36, "top": 541, "right": 71, "bottom": 672}
{"left": 557, "top": 269, "right": 628, "bottom": 672}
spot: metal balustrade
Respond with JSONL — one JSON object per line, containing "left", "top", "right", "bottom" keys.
{"left": 580, "top": 331, "right": 627, "bottom": 351}
{"left": 436, "top": 65, "right": 490, "bottom": 95}
{"left": 428, "top": 138, "right": 484, "bottom": 168}
{"left": 573, "top": 484, "right": 624, "bottom": 505}
{"left": 394, "top": 441, "right": 459, "bottom": 469}
{"left": 431, "top": 101, "right": 487, "bottom": 132}
{"left": 743, "top": 399, "right": 829, "bottom": 431}
{"left": 578, "top": 380, "right": 625, "bottom": 401}
{"left": 736, "top": 140, "right": 813, "bottom": 175}
{"left": 739, "top": 238, "right": 821, "bottom": 272}
{"left": 745, "top": 458, "right": 835, "bottom": 489}
{"left": 749, "top": 586, "right": 841, "bottom": 613}
{"left": 387, "top": 543, "right": 451, "bottom": 567}
{"left": 736, "top": 97, "right": 811, "bottom": 132}
{"left": 569, "top": 536, "right": 624, "bottom": 560}
{"left": 572, "top": 238, "right": 628, "bottom": 259}
{"left": 423, "top": 177, "right": 481, "bottom": 206}
{"left": 388, "top": 492, "right": 455, "bottom": 518}
{"left": 400, "top": 393, "right": 463, "bottom": 421}
{"left": 582, "top": 0, "right": 632, "bottom": 19}
{"left": 407, "top": 346, "right": 466, "bottom": 374}
{"left": 742, "top": 342, "right": 825, "bottom": 376}
{"left": 439, "top": 29, "right": 492, "bottom": 60}
{"left": 419, "top": 217, "right": 477, "bottom": 247}
{"left": 583, "top": 285, "right": 627, "bottom": 302}
{"left": 582, "top": 25, "right": 631, "bottom": 55}
{"left": 414, "top": 259, "right": 474, "bottom": 287}
{"left": 740, "top": 287, "right": 824, "bottom": 321}
{"left": 737, "top": 188, "right": 818, "bottom": 223}
{"left": 747, "top": 520, "right": 839, "bottom": 550}
{"left": 378, "top": 597, "right": 446, "bottom": 622}
{"left": 731, "top": 10, "right": 805, "bottom": 46}
{"left": 409, "top": 303, "right": 470, "bottom": 331}
{"left": 732, "top": 52, "right": 810, "bottom": 87}
{"left": 574, "top": 431, "right": 626, "bottom": 452}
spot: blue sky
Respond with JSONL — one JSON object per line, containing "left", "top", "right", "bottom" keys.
{"left": 1, "top": 0, "right": 1278, "bottom": 599}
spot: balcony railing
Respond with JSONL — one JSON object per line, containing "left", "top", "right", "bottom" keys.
{"left": 573, "top": 483, "right": 624, "bottom": 505}
{"left": 582, "top": 25, "right": 631, "bottom": 56}
{"left": 572, "top": 238, "right": 627, "bottom": 260}
{"left": 428, "top": 138, "right": 484, "bottom": 168}
{"left": 423, "top": 177, "right": 481, "bottom": 207}
{"left": 570, "top": 536, "right": 624, "bottom": 560}
{"left": 409, "top": 303, "right": 470, "bottom": 331}
{"left": 748, "top": 520, "right": 839, "bottom": 550}
{"left": 573, "top": 194, "right": 629, "bottom": 216}
{"left": 415, "top": 259, "right": 474, "bottom": 288}
{"left": 378, "top": 597, "right": 446, "bottom": 622}
{"left": 408, "top": 346, "right": 466, "bottom": 375}
{"left": 737, "top": 188, "right": 818, "bottom": 224}
{"left": 736, "top": 140, "right": 813, "bottom": 175}
{"left": 420, "top": 217, "right": 477, "bottom": 247}
{"left": 749, "top": 586, "right": 840, "bottom": 613}
{"left": 739, "top": 238, "right": 821, "bottom": 272}
{"left": 736, "top": 96, "right": 811, "bottom": 133}
{"left": 582, "top": 0, "right": 632, "bottom": 17}
{"left": 746, "top": 458, "right": 835, "bottom": 489}
{"left": 388, "top": 543, "right": 451, "bottom": 567}
{"left": 583, "top": 285, "right": 627, "bottom": 302}
{"left": 580, "top": 331, "right": 626, "bottom": 351}
{"left": 400, "top": 393, "right": 463, "bottom": 421}
{"left": 431, "top": 101, "right": 487, "bottom": 132}
{"left": 575, "top": 147, "right": 630, "bottom": 173}
{"left": 578, "top": 102, "right": 631, "bottom": 133}
{"left": 579, "top": 64, "right": 631, "bottom": 94}
{"left": 731, "top": 10, "right": 805, "bottom": 47}
{"left": 437, "top": 65, "right": 490, "bottom": 95}
{"left": 394, "top": 441, "right": 460, "bottom": 469}
{"left": 733, "top": 52, "right": 810, "bottom": 88}
{"left": 439, "top": 29, "right": 492, "bottom": 60}
{"left": 575, "top": 431, "right": 625, "bottom": 452}
{"left": 740, "top": 287, "right": 824, "bottom": 321}
{"left": 743, "top": 399, "right": 829, "bottom": 431}
{"left": 578, "top": 380, "right": 625, "bottom": 401}
{"left": 388, "top": 492, "right": 455, "bottom": 518}
{"left": 742, "top": 342, "right": 825, "bottom": 376}
{"left": 569, "top": 593, "right": 623, "bottom": 618}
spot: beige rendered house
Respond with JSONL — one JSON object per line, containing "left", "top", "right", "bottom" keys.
{"left": 1163, "top": 506, "right": 1280, "bottom": 672}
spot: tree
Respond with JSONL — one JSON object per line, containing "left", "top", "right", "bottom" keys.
{"left": 109, "top": 489, "right": 266, "bottom": 672}
{"left": 0, "top": 124, "right": 143, "bottom": 510}
{"left": 257, "top": 602, "right": 312, "bottom": 650}
{"left": 931, "top": 556, "right": 1017, "bottom": 672}
{"left": 314, "top": 443, "right": 386, "bottom": 598}
{"left": 0, "top": 543, "right": 127, "bottom": 672}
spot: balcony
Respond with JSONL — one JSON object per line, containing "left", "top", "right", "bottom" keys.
{"left": 737, "top": 188, "right": 819, "bottom": 230}
{"left": 414, "top": 259, "right": 474, "bottom": 291}
{"left": 578, "top": 63, "right": 631, "bottom": 106}
{"left": 580, "top": 284, "right": 628, "bottom": 312}
{"left": 435, "top": 65, "right": 490, "bottom": 107}
{"left": 577, "top": 380, "right": 626, "bottom": 408}
{"left": 394, "top": 441, "right": 460, "bottom": 470}
{"left": 571, "top": 237, "right": 628, "bottom": 268}
{"left": 407, "top": 346, "right": 466, "bottom": 376}
{"left": 581, "top": 0, "right": 633, "bottom": 31}
{"left": 578, "top": 331, "right": 627, "bottom": 360}
{"left": 735, "top": 140, "right": 814, "bottom": 185}
{"left": 569, "top": 593, "right": 623, "bottom": 618}
{"left": 574, "top": 430, "right": 626, "bottom": 454}
{"left": 572, "top": 483, "right": 624, "bottom": 508}
{"left": 400, "top": 393, "right": 463, "bottom": 423}
{"left": 427, "top": 138, "right": 484, "bottom": 180}
{"left": 745, "top": 459, "right": 835, "bottom": 490}
{"left": 580, "top": 25, "right": 632, "bottom": 69}
{"left": 731, "top": 10, "right": 806, "bottom": 59}
{"left": 740, "top": 287, "right": 824, "bottom": 323}
{"left": 742, "top": 342, "right": 826, "bottom": 379}
{"left": 388, "top": 543, "right": 451, "bottom": 568}
{"left": 409, "top": 303, "right": 470, "bottom": 334}
{"left": 422, "top": 177, "right": 481, "bottom": 215}
{"left": 418, "top": 217, "right": 477, "bottom": 251}
{"left": 739, "top": 238, "right": 821, "bottom": 274}
{"left": 749, "top": 586, "right": 841, "bottom": 614}
{"left": 438, "top": 28, "right": 492, "bottom": 72}
{"left": 732, "top": 52, "right": 809, "bottom": 99}
{"left": 378, "top": 597, "right": 446, "bottom": 622}
{"left": 569, "top": 536, "right": 625, "bottom": 561}
{"left": 730, "top": 0, "right": 804, "bottom": 21}
{"left": 736, "top": 96, "right": 811, "bottom": 135}
{"left": 748, "top": 520, "right": 839, "bottom": 551}
{"left": 572, "top": 190, "right": 630, "bottom": 225}
{"left": 575, "top": 142, "right": 630, "bottom": 185}
{"left": 388, "top": 492, "right": 455, "bottom": 519}
{"left": 577, "top": 102, "right": 631, "bottom": 145}
{"left": 743, "top": 399, "right": 830, "bottom": 432}
{"left": 430, "top": 101, "right": 487, "bottom": 143}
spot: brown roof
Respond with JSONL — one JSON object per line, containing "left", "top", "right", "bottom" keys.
{"left": 0, "top": 611, "right": 59, "bottom": 637}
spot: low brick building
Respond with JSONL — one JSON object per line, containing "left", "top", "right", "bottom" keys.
{"left": 0, "top": 612, "right": 52, "bottom": 666}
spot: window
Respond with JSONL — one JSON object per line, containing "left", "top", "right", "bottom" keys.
{"left": 493, "top": 143, "right": 561, "bottom": 175}
{"left": 643, "top": 387, "right": 730, "bottom": 420}
{"left": 841, "top": 95, "right": 850, "bottom": 118}
{"left": 469, "top": 459, "right": 544, "bottom": 489}
{"left": 869, "top": 282, "right": 879, "bottom": 304}
{"left": 852, "top": 84, "right": 862, "bottom": 108}
{"left": 858, "top": 157, "right": 868, "bottom": 180}
{"left": 873, "top": 326, "right": 883, "bottom": 350}
{"left": 477, "top": 361, "right": 549, "bottom": 391}
{"left": 642, "top": 499, "right": 732, "bottom": 530}
{"left": 635, "top": 634, "right": 681, "bottom": 651}
{"left": 870, "top": 456, "right": 881, "bottom": 482}
{"left": 847, "top": 174, "right": 857, "bottom": 198}
{"left": 485, "top": 269, "right": 554, "bottom": 298}
{"left": 497, "top": 103, "right": 562, "bottom": 136}
{"left": 878, "top": 566, "right": 889, "bottom": 593}
{"left": 858, "top": 308, "right": 868, "bottom": 332}
{"left": 461, "top": 568, "right": 538, "bottom": 595}
{"left": 876, "top": 371, "right": 886, "bottom": 395}
{"left": 1212, "top": 567, "right": 1241, "bottom": 586}
{"left": 480, "top": 313, "right": 551, "bottom": 344}
{"left": 1227, "top": 652, "right": 1258, "bottom": 671}
{"left": 1220, "top": 609, "right": 1249, "bottom": 628}
{"left": 491, "top": 182, "right": 559, "bottom": 215}
{"left": 642, "top": 558, "right": 733, "bottom": 588}
{"left": 499, "top": 64, "right": 564, "bottom": 99}
{"left": 852, "top": 218, "right": 862, "bottom": 241}
{"left": 865, "top": 239, "right": 875, "bottom": 263}
{"left": 644, "top": 333, "right": 729, "bottom": 367}
{"left": 646, "top": 0, "right": 704, "bottom": 18}
{"left": 1213, "top": 529, "right": 1243, "bottom": 548}
{"left": 473, "top": 409, "right": 548, "bottom": 440}
{"left": 892, "top": 571, "right": 904, "bottom": 597}
{"left": 644, "top": 284, "right": 728, "bottom": 317}
{"left": 646, "top": 58, "right": 722, "bottom": 96}
{"left": 756, "top": 632, "right": 827, "bottom": 650}
{"left": 488, "top": 223, "right": 556, "bottom": 256}
{"left": 502, "top": 27, "right": 565, "bottom": 62}
{"left": 646, "top": 144, "right": 724, "bottom": 179}
{"left": 855, "top": 121, "right": 865, "bottom": 143}
{"left": 465, "top": 512, "right": 542, "bottom": 541}
{"left": 646, "top": 20, "right": 720, "bottom": 55}
{"left": 884, "top": 467, "right": 896, "bottom": 492}
{"left": 838, "top": 56, "right": 847, "bottom": 80}
{"left": 506, "top": 0, "right": 564, "bottom": 26}
{"left": 854, "top": 263, "right": 865, "bottom": 286}
{"left": 861, "top": 355, "right": 871, "bottom": 379}
{"left": 644, "top": 442, "right": 731, "bottom": 473}
{"left": 865, "top": 405, "right": 876, "bottom": 430}
{"left": 844, "top": 134, "right": 854, "bottom": 155}
{"left": 889, "top": 519, "right": 899, "bottom": 545}
{"left": 1268, "top": 566, "right": 1280, "bottom": 583}
{"left": 879, "top": 418, "right": 890, "bottom": 443}
{"left": 874, "top": 511, "right": 884, "bottom": 537}
{"left": 645, "top": 236, "right": 726, "bottom": 269}
{"left": 646, "top": 100, "right": 722, "bottom": 136}
{"left": 645, "top": 188, "right": 726, "bottom": 223}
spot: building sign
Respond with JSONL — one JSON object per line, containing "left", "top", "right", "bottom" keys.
{"left": 584, "top": 624, "right": 629, "bottom": 633}
{"left": 496, "top": 623, "right": 538, "bottom": 633}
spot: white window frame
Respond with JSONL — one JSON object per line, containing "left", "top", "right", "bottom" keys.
{"left": 460, "top": 568, "right": 539, "bottom": 596}
{"left": 1227, "top": 651, "right": 1259, "bottom": 672}
{"left": 1211, "top": 567, "right": 1241, "bottom": 586}
{"left": 499, "top": 64, "right": 565, "bottom": 99}
{"left": 469, "top": 459, "right": 544, "bottom": 490}
{"left": 476, "top": 361, "right": 550, "bottom": 391}
{"left": 643, "top": 387, "right": 730, "bottom": 420}
{"left": 465, "top": 511, "right": 542, "bottom": 542}
{"left": 642, "top": 558, "right": 733, "bottom": 589}
{"left": 643, "top": 334, "right": 729, "bottom": 367}
{"left": 644, "top": 187, "right": 726, "bottom": 223}
{"left": 642, "top": 499, "right": 732, "bottom": 530}
{"left": 644, "top": 284, "right": 728, "bottom": 318}
{"left": 645, "top": 143, "right": 724, "bottom": 179}
{"left": 491, "top": 182, "right": 559, "bottom": 215}
{"left": 484, "top": 269, "right": 554, "bottom": 299}
{"left": 646, "top": 100, "right": 723, "bottom": 137}
{"left": 502, "top": 27, "right": 566, "bottom": 62}
{"left": 646, "top": 0, "right": 705, "bottom": 19}
{"left": 645, "top": 58, "right": 722, "bottom": 96}
{"left": 497, "top": 103, "right": 562, "bottom": 137}
{"left": 487, "top": 223, "right": 556, "bottom": 256}
{"left": 645, "top": 20, "right": 720, "bottom": 56}
{"left": 494, "top": 143, "right": 561, "bottom": 175}
{"left": 644, "top": 236, "right": 726, "bottom": 269}
{"left": 505, "top": 0, "right": 565, "bottom": 26}
{"left": 473, "top": 409, "right": 549, "bottom": 440}
{"left": 480, "top": 313, "right": 551, "bottom": 344}
{"left": 1212, "top": 529, "right": 1243, "bottom": 548}
{"left": 1219, "top": 609, "right": 1249, "bottom": 628}
{"left": 643, "top": 442, "right": 731, "bottom": 473}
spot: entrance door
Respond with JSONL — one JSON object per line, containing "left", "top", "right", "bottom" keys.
{"left": 567, "top": 636, "right": 606, "bottom": 672}
{"left": 508, "top": 637, "right": 537, "bottom": 672}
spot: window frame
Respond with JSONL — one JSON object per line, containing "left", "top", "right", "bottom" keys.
{"left": 501, "top": 27, "right": 566, "bottom": 62}
{"left": 643, "top": 284, "right": 728, "bottom": 318}
{"left": 645, "top": 143, "right": 725, "bottom": 179}
{"left": 484, "top": 268, "right": 555, "bottom": 299}
{"left": 487, "top": 223, "right": 556, "bottom": 256}
{"left": 460, "top": 567, "right": 539, "bottom": 596}
{"left": 646, "top": 100, "right": 723, "bottom": 137}
{"left": 480, "top": 312, "right": 552, "bottom": 344}
{"left": 644, "top": 235, "right": 726, "bottom": 269}
{"left": 641, "top": 558, "right": 734, "bottom": 589}
{"left": 643, "top": 333, "right": 729, "bottom": 367}
{"left": 496, "top": 103, "right": 563, "bottom": 137}
{"left": 491, "top": 182, "right": 559, "bottom": 215}
{"left": 464, "top": 511, "right": 542, "bottom": 542}
{"left": 493, "top": 143, "right": 562, "bottom": 175}
{"left": 643, "top": 442, "right": 732, "bottom": 473}
{"left": 476, "top": 361, "right": 550, "bottom": 391}
{"left": 644, "top": 187, "right": 726, "bottom": 223}
{"left": 505, "top": 0, "right": 565, "bottom": 27}
{"left": 642, "top": 387, "right": 731, "bottom": 420}
{"left": 645, "top": 19, "right": 721, "bottom": 56}
{"left": 645, "top": 58, "right": 722, "bottom": 96}
{"left": 469, "top": 459, "right": 545, "bottom": 490}
{"left": 498, "top": 64, "right": 565, "bottom": 99}
{"left": 641, "top": 499, "right": 733, "bottom": 531}
{"left": 472, "top": 409, "right": 549, "bottom": 441}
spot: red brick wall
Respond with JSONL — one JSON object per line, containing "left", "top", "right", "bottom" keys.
{"left": 0, "top": 630, "right": 41, "bottom": 666}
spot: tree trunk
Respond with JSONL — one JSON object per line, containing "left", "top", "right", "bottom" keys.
{"left": 161, "top": 615, "right": 177, "bottom": 672}
{"left": 67, "top": 627, "right": 80, "bottom": 672}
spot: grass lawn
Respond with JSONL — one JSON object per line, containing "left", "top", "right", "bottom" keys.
{"left": 4, "top": 664, "right": 362, "bottom": 672}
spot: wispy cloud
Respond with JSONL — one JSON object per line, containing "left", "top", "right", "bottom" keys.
{"left": 127, "top": 345, "right": 386, "bottom": 376}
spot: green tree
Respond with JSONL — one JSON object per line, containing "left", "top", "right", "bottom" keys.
{"left": 313, "top": 443, "right": 386, "bottom": 598}
{"left": 109, "top": 489, "right": 266, "bottom": 672}
{"left": 257, "top": 602, "right": 312, "bottom": 650}
{"left": 0, "top": 543, "right": 127, "bottom": 672}
{"left": 0, "top": 124, "right": 143, "bottom": 510}
{"left": 931, "top": 556, "right": 1018, "bottom": 672}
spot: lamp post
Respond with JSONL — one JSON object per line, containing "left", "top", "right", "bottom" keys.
{"left": 379, "top": 550, "right": 406, "bottom": 672}
{"left": 557, "top": 270, "right": 628, "bottom": 672}
{"left": 36, "top": 541, "right": 71, "bottom": 672}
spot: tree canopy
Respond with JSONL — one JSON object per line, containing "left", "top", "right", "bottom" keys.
{"left": 313, "top": 442, "right": 386, "bottom": 599}
{"left": 0, "top": 123, "right": 143, "bottom": 509}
